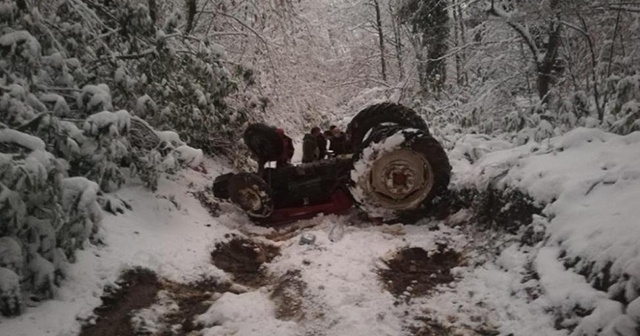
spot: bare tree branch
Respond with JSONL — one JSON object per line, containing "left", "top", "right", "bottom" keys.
{"left": 200, "top": 10, "right": 271, "bottom": 47}
{"left": 487, "top": 0, "right": 540, "bottom": 69}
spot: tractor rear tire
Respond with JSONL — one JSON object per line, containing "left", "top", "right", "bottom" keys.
{"left": 212, "top": 172, "right": 234, "bottom": 199}
{"left": 346, "top": 103, "right": 429, "bottom": 152}
{"left": 350, "top": 125, "right": 450, "bottom": 222}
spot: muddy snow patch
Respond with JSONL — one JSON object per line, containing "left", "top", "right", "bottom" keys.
{"left": 79, "top": 268, "right": 228, "bottom": 336}
{"left": 406, "top": 315, "right": 454, "bottom": 336}
{"left": 270, "top": 270, "right": 307, "bottom": 321}
{"left": 154, "top": 278, "right": 223, "bottom": 334}
{"left": 210, "top": 234, "right": 280, "bottom": 287}
{"left": 379, "top": 246, "right": 463, "bottom": 300}
{"left": 79, "top": 268, "right": 161, "bottom": 336}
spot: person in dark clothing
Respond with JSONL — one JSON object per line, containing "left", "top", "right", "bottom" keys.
{"left": 323, "top": 130, "right": 334, "bottom": 157}
{"left": 302, "top": 127, "right": 321, "bottom": 163}
{"left": 316, "top": 128, "right": 327, "bottom": 160}
{"left": 328, "top": 125, "right": 349, "bottom": 155}
{"left": 275, "top": 128, "right": 294, "bottom": 168}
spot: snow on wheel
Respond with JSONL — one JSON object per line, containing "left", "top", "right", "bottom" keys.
{"left": 346, "top": 102, "right": 429, "bottom": 151}
{"left": 228, "top": 173, "right": 274, "bottom": 218}
{"left": 350, "top": 126, "right": 451, "bottom": 221}
{"left": 243, "top": 123, "right": 284, "bottom": 162}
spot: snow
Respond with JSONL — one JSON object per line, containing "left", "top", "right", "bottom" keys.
{"left": 571, "top": 299, "right": 625, "bottom": 336}
{"left": 209, "top": 42, "right": 227, "bottom": 59}
{"left": 0, "top": 148, "right": 560, "bottom": 336}
{"left": 628, "top": 297, "right": 640, "bottom": 323}
{"left": 83, "top": 110, "right": 130, "bottom": 136}
{"left": 0, "top": 128, "right": 46, "bottom": 151}
{"left": 451, "top": 128, "right": 640, "bottom": 333}
{"left": 0, "top": 268, "right": 19, "bottom": 293}
{"left": 3, "top": 127, "right": 640, "bottom": 335}
{"left": 448, "top": 134, "right": 513, "bottom": 164}
{"left": 0, "top": 30, "right": 41, "bottom": 58}
{"left": 197, "top": 290, "right": 296, "bottom": 336}
{"left": 601, "top": 315, "right": 638, "bottom": 336}
{"left": 136, "top": 94, "right": 157, "bottom": 116}
{"left": 27, "top": 254, "right": 55, "bottom": 294}
{"left": 23, "top": 150, "right": 57, "bottom": 186}
{"left": 114, "top": 67, "right": 126, "bottom": 85}
{"left": 7, "top": 84, "right": 26, "bottom": 99}
{"left": 156, "top": 130, "right": 184, "bottom": 147}
{"left": 535, "top": 247, "right": 605, "bottom": 314}
{"left": 43, "top": 52, "right": 64, "bottom": 69}
{"left": 0, "top": 237, "right": 22, "bottom": 275}
{"left": 80, "top": 84, "right": 113, "bottom": 112}
{"left": 194, "top": 215, "right": 563, "bottom": 336}
{"left": 61, "top": 177, "right": 100, "bottom": 210}
{"left": 130, "top": 291, "right": 176, "bottom": 335}
{"left": 39, "top": 93, "right": 70, "bottom": 115}
{"left": 0, "top": 267, "right": 21, "bottom": 315}
{"left": 174, "top": 145, "right": 203, "bottom": 168}
{"left": 0, "top": 158, "right": 231, "bottom": 335}
{"left": 26, "top": 217, "right": 56, "bottom": 256}
{"left": 426, "top": 246, "right": 565, "bottom": 336}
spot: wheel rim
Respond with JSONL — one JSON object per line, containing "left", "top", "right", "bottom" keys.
{"left": 237, "top": 186, "right": 262, "bottom": 212}
{"left": 367, "top": 148, "right": 434, "bottom": 210}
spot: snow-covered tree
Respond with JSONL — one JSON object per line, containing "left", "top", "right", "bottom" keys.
{"left": 0, "top": 0, "right": 218, "bottom": 315}
{"left": 399, "top": 0, "right": 450, "bottom": 96}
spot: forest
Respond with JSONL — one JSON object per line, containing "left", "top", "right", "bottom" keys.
{"left": 1, "top": 0, "right": 640, "bottom": 335}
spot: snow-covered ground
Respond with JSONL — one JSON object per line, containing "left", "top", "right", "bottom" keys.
{"left": 450, "top": 128, "right": 640, "bottom": 334}
{"left": 0, "top": 159, "right": 234, "bottom": 336}
{"left": 2, "top": 129, "right": 640, "bottom": 336}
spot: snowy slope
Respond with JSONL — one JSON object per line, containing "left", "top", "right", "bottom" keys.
{"left": 453, "top": 128, "right": 640, "bottom": 282}
{"left": 451, "top": 128, "right": 640, "bottom": 333}
{"left": 0, "top": 159, "right": 233, "bottom": 336}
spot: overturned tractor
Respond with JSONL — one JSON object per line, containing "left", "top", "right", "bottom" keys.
{"left": 213, "top": 102, "right": 451, "bottom": 225}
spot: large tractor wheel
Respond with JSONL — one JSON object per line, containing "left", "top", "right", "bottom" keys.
{"left": 350, "top": 125, "right": 451, "bottom": 222}
{"left": 243, "top": 123, "right": 283, "bottom": 163}
{"left": 228, "top": 173, "right": 274, "bottom": 218}
{"left": 212, "top": 172, "right": 235, "bottom": 199}
{"left": 346, "top": 103, "right": 429, "bottom": 151}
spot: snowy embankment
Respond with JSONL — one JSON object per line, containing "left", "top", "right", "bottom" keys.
{"left": 451, "top": 128, "right": 640, "bottom": 334}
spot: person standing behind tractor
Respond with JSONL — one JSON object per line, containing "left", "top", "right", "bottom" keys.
{"left": 323, "top": 130, "right": 333, "bottom": 157}
{"left": 329, "top": 125, "right": 349, "bottom": 155}
{"left": 275, "top": 128, "right": 294, "bottom": 168}
{"left": 302, "top": 127, "right": 321, "bottom": 163}
{"left": 316, "top": 128, "right": 328, "bottom": 159}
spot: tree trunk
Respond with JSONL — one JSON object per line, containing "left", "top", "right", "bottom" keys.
{"left": 577, "top": 13, "right": 603, "bottom": 121}
{"left": 456, "top": 4, "right": 468, "bottom": 86}
{"left": 373, "top": 0, "right": 387, "bottom": 82}
{"left": 453, "top": 4, "right": 462, "bottom": 86}
{"left": 423, "top": 0, "right": 449, "bottom": 95}
{"left": 185, "top": 0, "right": 197, "bottom": 34}
{"left": 409, "top": 33, "right": 428, "bottom": 97}
{"left": 389, "top": 1, "right": 404, "bottom": 81}
{"left": 536, "top": 20, "right": 561, "bottom": 103}
{"left": 488, "top": 0, "right": 561, "bottom": 102}
{"left": 148, "top": 0, "right": 157, "bottom": 23}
